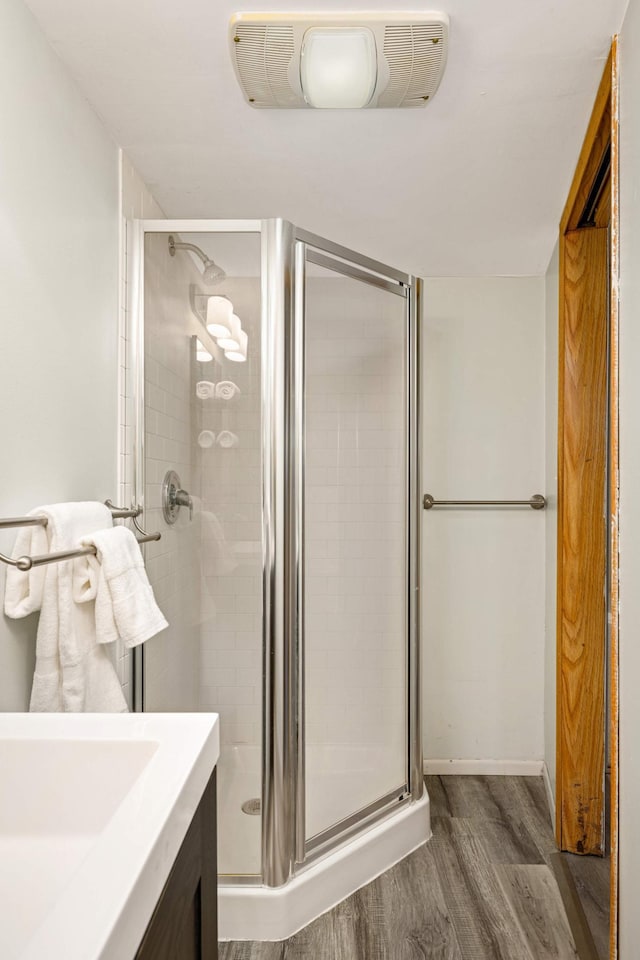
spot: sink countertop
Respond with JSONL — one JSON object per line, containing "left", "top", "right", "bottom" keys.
{"left": 0, "top": 712, "right": 220, "bottom": 960}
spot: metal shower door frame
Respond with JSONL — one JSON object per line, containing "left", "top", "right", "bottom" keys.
{"left": 129, "top": 218, "right": 422, "bottom": 890}
{"left": 271, "top": 222, "right": 424, "bottom": 881}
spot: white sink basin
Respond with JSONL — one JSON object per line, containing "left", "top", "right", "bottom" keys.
{"left": 0, "top": 713, "right": 220, "bottom": 960}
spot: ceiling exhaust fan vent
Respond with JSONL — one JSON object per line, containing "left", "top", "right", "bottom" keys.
{"left": 378, "top": 22, "right": 447, "bottom": 107}
{"left": 229, "top": 12, "right": 449, "bottom": 109}
{"left": 233, "top": 23, "right": 297, "bottom": 108}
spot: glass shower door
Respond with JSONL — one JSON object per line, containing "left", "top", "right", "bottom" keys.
{"left": 135, "top": 223, "right": 264, "bottom": 880}
{"left": 299, "top": 239, "right": 412, "bottom": 854}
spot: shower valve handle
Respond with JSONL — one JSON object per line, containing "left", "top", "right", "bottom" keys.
{"left": 162, "top": 470, "right": 193, "bottom": 523}
{"left": 174, "top": 488, "right": 193, "bottom": 520}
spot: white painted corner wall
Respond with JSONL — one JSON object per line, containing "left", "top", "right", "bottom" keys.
{"left": 421, "top": 277, "right": 546, "bottom": 767}
{"left": 0, "top": 0, "right": 119, "bottom": 710}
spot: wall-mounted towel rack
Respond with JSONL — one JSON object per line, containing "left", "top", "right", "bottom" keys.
{"left": 0, "top": 501, "right": 161, "bottom": 571}
{"left": 423, "top": 493, "right": 546, "bottom": 511}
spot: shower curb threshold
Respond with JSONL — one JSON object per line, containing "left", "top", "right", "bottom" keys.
{"left": 218, "top": 792, "right": 430, "bottom": 941}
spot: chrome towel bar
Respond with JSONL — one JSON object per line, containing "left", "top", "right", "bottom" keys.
{"left": 423, "top": 493, "right": 546, "bottom": 511}
{"left": 0, "top": 500, "right": 161, "bottom": 570}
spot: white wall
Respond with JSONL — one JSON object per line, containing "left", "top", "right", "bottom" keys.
{"left": 121, "top": 155, "right": 165, "bottom": 224}
{"left": 422, "top": 277, "right": 546, "bottom": 765}
{"left": 0, "top": 0, "right": 119, "bottom": 709}
{"left": 618, "top": 4, "right": 640, "bottom": 954}
{"left": 544, "top": 242, "right": 559, "bottom": 808}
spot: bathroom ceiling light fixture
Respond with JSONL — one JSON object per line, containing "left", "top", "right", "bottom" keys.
{"left": 229, "top": 11, "right": 449, "bottom": 109}
{"left": 225, "top": 329, "right": 248, "bottom": 363}
{"left": 196, "top": 338, "right": 213, "bottom": 362}
{"left": 206, "top": 295, "right": 234, "bottom": 338}
{"left": 169, "top": 235, "right": 226, "bottom": 284}
{"left": 216, "top": 313, "right": 243, "bottom": 352}
{"left": 301, "top": 28, "right": 377, "bottom": 108}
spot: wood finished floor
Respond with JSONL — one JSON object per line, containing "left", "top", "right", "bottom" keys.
{"left": 562, "top": 851, "right": 609, "bottom": 960}
{"left": 219, "top": 776, "right": 580, "bottom": 960}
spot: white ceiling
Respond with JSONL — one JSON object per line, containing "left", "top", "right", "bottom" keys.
{"left": 25, "top": 0, "right": 628, "bottom": 276}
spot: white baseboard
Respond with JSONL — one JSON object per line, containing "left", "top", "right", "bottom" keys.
{"left": 424, "top": 758, "right": 545, "bottom": 776}
{"left": 542, "top": 761, "right": 556, "bottom": 824}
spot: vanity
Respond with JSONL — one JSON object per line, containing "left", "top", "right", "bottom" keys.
{"left": 0, "top": 713, "right": 220, "bottom": 960}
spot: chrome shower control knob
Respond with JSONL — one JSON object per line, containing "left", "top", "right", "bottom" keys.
{"left": 174, "top": 487, "right": 194, "bottom": 519}
{"left": 162, "top": 470, "right": 193, "bottom": 523}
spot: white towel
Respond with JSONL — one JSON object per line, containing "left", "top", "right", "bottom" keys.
{"left": 3, "top": 514, "right": 49, "bottom": 619}
{"left": 217, "top": 430, "right": 239, "bottom": 448}
{"left": 198, "top": 430, "right": 216, "bottom": 448}
{"left": 196, "top": 380, "right": 216, "bottom": 399}
{"left": 4, "top": 502, "right": 127, "bottom": 713}
{"left": 76, "top": 526, "right": 168, "bottom": 648}
{"left": 215, "top": 380, "right": 240, "bottom": 400}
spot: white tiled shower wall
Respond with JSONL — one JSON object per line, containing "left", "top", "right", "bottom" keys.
{"left": 195, "top": 274, "right": 407, "bottom": 761}
{"left": 196, "top": 278, "right": 263, "bottom": 746}
{"left": 304, "top": 278, "right": 407, "bottom": 763}
{"left": 141, "top": 233, "right": 202, "bottom": 710}
{"left": 118, "top": 200, "right": 264, "bottom": 732}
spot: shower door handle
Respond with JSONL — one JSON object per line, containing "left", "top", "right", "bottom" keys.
{"left": 162, "top": 470, "right": 193, "bottom": 523}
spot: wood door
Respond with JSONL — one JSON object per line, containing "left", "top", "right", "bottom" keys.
{"left": 558, "top": 226, "right": 608, "bottom": 856}
{"left": 556, "top": 40, "right": 619, "bottom": 958}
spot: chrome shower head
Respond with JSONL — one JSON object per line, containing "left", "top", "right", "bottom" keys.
{"left": 202, "top": 258, "right": 226, "bottom": 284}
{"left": 168, "top": 235, "right": 226, "bottom": 286}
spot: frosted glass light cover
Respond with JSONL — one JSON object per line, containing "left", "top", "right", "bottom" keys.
{"left": 300, "top": 27, "right": 377, "bottom": 109}
{"left": 196, "top": 338, "right": 213, "bottom": 362}
{"left": 206, "top": 295, "right": 234, "bottom": 337}
{"left": 216, "top": 314, "right": 242, "bottom": 351}
{"left": 225, "top": 328, "right": 248, "bottom": 362}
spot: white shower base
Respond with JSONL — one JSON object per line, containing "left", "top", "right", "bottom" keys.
{"left": 217, "top": 744, "right": 430, "bottom": 941}
{"left": 217, "top": 746, "right": 262, "bottom": 876}
{"left": 217, "top": 743, "right": 416, "bottom": 876}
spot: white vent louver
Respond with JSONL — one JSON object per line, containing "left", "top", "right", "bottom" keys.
{"left": 233, "top": 24, "right": 297, "bottom": 108}
{"left": 229, "top": 12, "right": 449, "bottom": 109}
{"left": 378, "top": 22, "right": 447, "bottom": 107}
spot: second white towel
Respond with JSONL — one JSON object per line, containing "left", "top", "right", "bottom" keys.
{"left": 76, "top": 526, "right": 168, "bottom": 648}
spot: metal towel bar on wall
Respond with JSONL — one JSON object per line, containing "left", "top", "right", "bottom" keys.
{"left": 423, "top": 493, "right": 546, "bottom": 511}
{"left": 0, "top": 500, "right": 161, "bottom": 571}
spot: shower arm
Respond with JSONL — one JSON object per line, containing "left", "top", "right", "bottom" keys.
{"left": 168, "top": 236, "right": 208, "bottom": 268}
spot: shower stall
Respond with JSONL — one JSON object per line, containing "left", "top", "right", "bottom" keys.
{"left": 128, "top": 219, "right": 428, "bottom": 939}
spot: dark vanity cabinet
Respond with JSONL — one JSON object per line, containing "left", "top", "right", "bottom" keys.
{"left": 135, "top": 769, "right": 217, "bottom": 960}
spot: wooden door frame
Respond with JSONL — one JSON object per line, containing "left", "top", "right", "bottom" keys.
{"left": 556, "top": 39, "right": 619, "bottom": 959}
